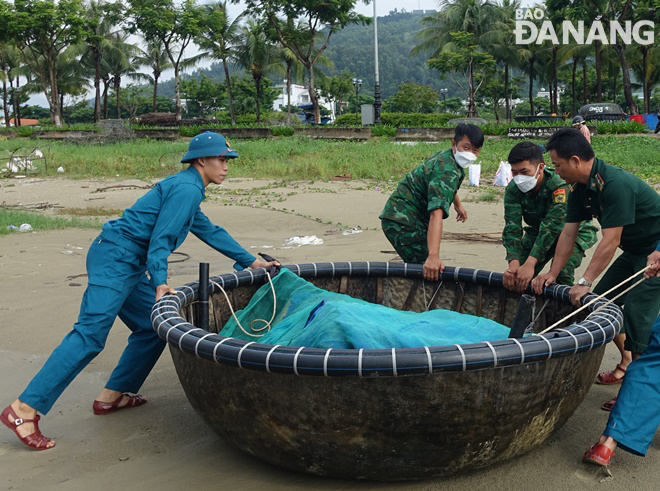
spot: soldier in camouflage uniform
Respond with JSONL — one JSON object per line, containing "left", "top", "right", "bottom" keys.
{"left": 503, "top": 142, "right": 598, "bottom": 293}
{"left": 380, "top": 124, "right": 484, "bottom": 281}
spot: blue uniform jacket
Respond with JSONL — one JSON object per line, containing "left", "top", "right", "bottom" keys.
{"left": 100, "top": 166, "right": 256, "bottom": 289}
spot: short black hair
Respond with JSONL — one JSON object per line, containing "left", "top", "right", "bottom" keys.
{"left": 454, "top": 123, "right": 484, "bottom": 149}
{"left": 546, "top": 127, "right": 595, "bottom": 160}
{"left": 508, "top": 141, "right": 544, "bottom": 165}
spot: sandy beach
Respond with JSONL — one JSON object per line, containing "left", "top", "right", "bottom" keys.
{"left": 1, "top": 176, "right": 656, "bottom": 491}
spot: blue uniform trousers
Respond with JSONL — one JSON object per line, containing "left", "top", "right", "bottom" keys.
{"left": 20, "top": 237, "right": 166, "bottom": 415}
{"left": 604, "top": 315, "right": 660, "bottom": 456}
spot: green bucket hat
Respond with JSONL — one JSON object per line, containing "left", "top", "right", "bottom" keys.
{"left": 181, "top": 131, "right": 238, "bottom": 163}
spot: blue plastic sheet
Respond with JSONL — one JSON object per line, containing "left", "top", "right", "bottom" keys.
{"left": 219, "top": 269, "right": 512, "bottom": 349}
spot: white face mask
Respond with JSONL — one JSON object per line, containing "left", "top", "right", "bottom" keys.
{"left": 454, "top": 151, "right": 477, "bottom": 168}
{"left": 513, "top": 166, "right": 541, "bottom": 193}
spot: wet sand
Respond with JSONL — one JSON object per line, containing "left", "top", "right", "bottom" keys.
{"left": 0, "top": 176, "right": 657, "bottom": 490}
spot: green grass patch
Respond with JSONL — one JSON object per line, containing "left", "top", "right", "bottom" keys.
{"left": 0, "top": 209, "right": 99, "bottom": 235}
{"left": 0, "top": 135, "right": 657, "bottom": 183}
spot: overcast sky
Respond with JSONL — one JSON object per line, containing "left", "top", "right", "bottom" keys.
{"left": 28, "top": 0, "right": 537, "bottom": 108}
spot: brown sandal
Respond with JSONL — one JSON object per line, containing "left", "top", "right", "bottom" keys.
{"left": 595, "top": 364, "right": 626, "bottom": 385}
{"left": 93, "top": 393, "right": 147, "bottom": 415}
{"left": 1, "top": 405, "right": 55, "bottom": 450}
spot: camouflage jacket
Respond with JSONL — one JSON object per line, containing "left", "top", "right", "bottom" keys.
{"left": 503, "top": 169, "right": 598, "bottom": 262}
{"left": 379, "top": 149, "right": 464, "bottom": 230}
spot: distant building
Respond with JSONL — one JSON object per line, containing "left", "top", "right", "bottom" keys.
{"left": 536, "top": 87, "right": 561, "bottom": 105}
{"left": 0, "top": 118, "right": 39, "bottom": 127}
{"left": 273, "top": 82, "right": 335, "bottom": 120}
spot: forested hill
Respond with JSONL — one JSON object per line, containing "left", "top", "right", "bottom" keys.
{"left": 322, "top": 9, "right": 451, "bottom": 98}
{"left": 158, "top": 9, "right": 460, "bottom": 100}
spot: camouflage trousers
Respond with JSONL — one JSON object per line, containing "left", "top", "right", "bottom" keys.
{"left": 520, "top": 234, "right": 585, "bottom": 286}
{"left": 381, "top": 219, "right": 429, "bottom": 264}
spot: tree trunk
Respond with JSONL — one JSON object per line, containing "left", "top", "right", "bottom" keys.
{"left": 2, "top": 74, "right": 9, "bottom": 127}
{"left": 528, "top": 60, "right": 534, "bottom": 115}
{"left": 504, "top": 63, "right": 510, "bottom": 122}
{"left": 571, "top": 58, "right": 577, "bottom": 116}
{"left": 307, "top": 64, "right": 321, "bottom": 123}
{"left": 255, "top": 74, "right": 261, "bottom": 123}
{"left": 174, "top": 64, "right": 182, "bottom": 120}
{"left": 9, "top": 77, "right": 17, "bottom": 126}
{"left": 60, "top": 93, "right": 64, "bottom": 124}
{"left": 582, "top": 62, "right": 587, "bottom": 105}
{"left": 153, "top": 74, "right": 159, "bottom": 112}
{"left": 641, "top": 47, "right": 649, "bottom": 114}
{"left": 552, "top": 46, "right": 558, "bottom": 114}
{"left": 595, "top": 41, "right": 602, "bottom": 102}
{"left": 94, "top": 50, "right": 102, "bottom": 122}
{"left": 222, "top": 58, "right": 235, "bottom": 124}
{"left": 615, "top": 43, "right": 638, "bottom": 115}
{"left": 49, "top": 61, "right": 62, "bottom": 126}
{"left": 465, "top": 58, "right": 478, "bottom": 117}
{"left": 286, "top": 61, "right": 292, "bottom": 123}
{"left": 15, "top": 76, "right": 21, "bottom": 126}
{"left": 103, "top": 78, "right": 109, "bottom": 119}
{"left": 115, "top": 76, "right": 121, "bottom": 118}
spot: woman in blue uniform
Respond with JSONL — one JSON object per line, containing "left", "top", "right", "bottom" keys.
{"left": 1, "top": 132, "right": 277, "bottom": 450}
{"left": 583, "top": 242, "right": 660, "bottom": 466}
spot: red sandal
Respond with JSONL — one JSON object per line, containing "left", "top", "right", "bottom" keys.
{"left": 595, "top": 364, "right": 626, "bottom": 385}
{"left": 93, "top": 393, "right": 147, "bottom": 415}
{"left": 1, "top": 405, "right": 55, "bottom": 450}
{"left": 583, "top": 442, "right": 615, "bottom": 466}
{"left": 601, "top": 396, "right": 617, "bottom": 411}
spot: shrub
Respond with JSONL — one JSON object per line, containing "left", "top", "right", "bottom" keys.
{"left": 332, "top": 112, "right": 456, "bottom": 127}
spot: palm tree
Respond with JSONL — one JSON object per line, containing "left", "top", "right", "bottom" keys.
{"left": 482, "top": 0, "right": 521, "bottom": 121}
{"left": 197, "top": 2, "right": 244, "bottom": 124}
{"left": 558, "top": 41, "right": 592, "bottom": 116}
{"left": 0, "top": 43, "right": 19, "bottom": 127}
{"left": 81, "top": 0, "right": 123, "bottom": 122}
{"left": 412, "top": 0, "right": 497, "bottom": 117}
{"left": 133, "top": 39, "right": 173, "bottom": 112}
{"left": 236, "top": 20, "right": 284, "bottom": 123}
{"left": 57, "top": 45, "right": 92, "bottom": 124}
{"left": 102, "top": 31, "right": 140, "bottom": 118}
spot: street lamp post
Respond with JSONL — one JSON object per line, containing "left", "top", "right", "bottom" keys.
{"left": 352, "top": 78, "right": 362, "bottom": 125}
{"left": 373, "top": 0, "right": 381, "bottom": 124}
{"left": 440, "top": 88, "right": 448, "bottom": 112}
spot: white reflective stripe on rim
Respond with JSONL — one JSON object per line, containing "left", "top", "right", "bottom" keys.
{"left": 237, "top": 342, "right": 255, "bottom": 369}
{"left": 330, "top": 262, "right": 336, "bottom": 277}
{"left": 391, "top": 348, "right": 397, "bottom": 377}
{"left": 556, "top": 328, "right": 579, "bottom": 354}
{"left": 194, "top": 333, "right": 216, "bottom": 358}
{"left": 265, "top": 345, "right": 281, "bottom": 374}
{"left": 358, "top": 348, "right": 364, "bottom": 377}
{"left": 323, "top": 348, "right": 333, "bottom": 377}
{"left": 484, "top": 341, "right": 498, "bottom": 367}
{"left": 313, "top": 263, "right": 317, "bottom": 277}
{"left": 164, "top": 322, "right": 188, "bottom": 343}
{"left": 455, "top": 344, "right": 467, "bottom": 371}
{"left": 511, "top": 338, "right": 525, "bottom": 364}
{"left": 424, "top": 346, "right": 433, "bottom": 374}
{"left": 533, "top": 334, "right": 553, "bottom": 360}
{"left": 178, "top": 328, "right": 204, "bottom": 351}
{"left": 293, "top": 346, "right": 305, "bottom": 375}
{"left": 212, "top": 337, "right": 234, "bottom": 363}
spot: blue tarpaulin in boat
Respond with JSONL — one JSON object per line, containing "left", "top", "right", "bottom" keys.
{"left": 219, "top": 269, "right": 511, "bottom": 349}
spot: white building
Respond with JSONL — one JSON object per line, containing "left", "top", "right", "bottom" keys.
{"left": 273, "top": 82, "right": 335, "bottom": 120}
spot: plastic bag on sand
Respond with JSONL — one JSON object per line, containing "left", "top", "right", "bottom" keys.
{"left": 468, "top": 163, "right": 481, "bottom": 187}
{"left": 493, "top": 161, "right": 512, "bottom": 187}
{"left": 19, "top": 223, "right": 33, "bottom": 232}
